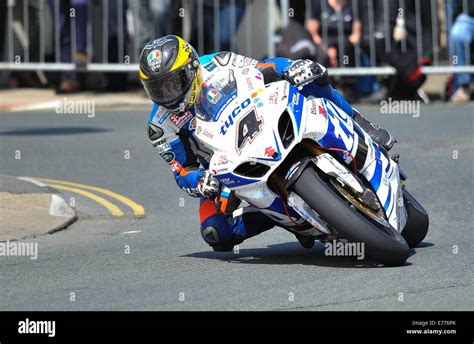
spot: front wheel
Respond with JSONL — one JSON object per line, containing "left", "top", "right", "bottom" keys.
{"left": 291, "top": 166, "right": 409, "bottom": 266}
{"left": 401, "top": 189, "right": 429, "bottom": 247}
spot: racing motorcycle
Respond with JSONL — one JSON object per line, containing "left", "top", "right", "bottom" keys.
{"left": 194, "top": 67, "right": 429, "bottom": 266}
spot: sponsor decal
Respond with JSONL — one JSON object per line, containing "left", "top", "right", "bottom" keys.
{"left": 281, "top": 82, "right": 289, "bottom": 101}
{"left": 231, "top": 55, "right": 239, "bottom": 67}
{"left": 207, "top": 88, "right": 221, "bottom": 104}
{"left": 169, "top": 111, "right": 193, "bottom": 128}
{"left": 147, "top": 50, "right": 162, "bottom": 68}
{"left": 189, "top": 117, "right": 196, "bottom": 131}
{"left": 251, "top": 88, "right": 263, "bottom": 99}
{"left": 195, "top": 126, "right": 213, "bottom": 139}
{"left": 232, "top": 56, "right": 255, "bottom": 68}
{"left": 310, "top": 101, "right": 318, "bottom": 115}
{"left": 242, "top": 67, "right": 250, "bottom": 75}
{"left": 246, "top": 77, "right": 253, "bottom": 90}
{"left": 268, "top": 92, "right": 279, "bottom": 104}
{"left": 169, "top": 160, "right": 181, "bottom": 172}
{"left": 243, "top": 57, "right": 253, "bottom": 66}
{"left": 285, "top": 161, "right": 302, "bottom": 181}
{"left": 156, "top": 141, "right": 171, "bottom": 153}
{"left": 212, "top": 167, "right": 229, "bottom": 174}
{"left": 220, "top": 98, "right": 252, "bottom": 135}
{"left": 145, "top": 37, "right": 172, "bottom": 49}
{"left": 218, "top": 177, "right": 236, "bottom": 186}
{"left": 204, "top": 61, "right": 217, "bottom": 72}
{"left": 215, "top": 52, "right": 232, "bottom": 66}
{"left": 319, "top": 105, "right": 327, "bottom": 117}
{"left": 212, "top": 76, "right": 229, "bottom": 90}
{"left": 148, "top": 123, "right": 163, "bottom": 141}
{"left": 202, "top": 129, "right": 214, "bottom": 139}
{"left": 161, "top": 151, "right": 175, "bottom": 163}
{"left": 217, "top": 155, "right": 229, "bottom": 165}
{"left": 214, "top": 93, "right": 237, "bottom": 121}
{"left": 158, "top": 110, "right": 170, "bottom": 124}
{"left": 291, "top": 92, "right": 300, "bottom": 106}
{"left": 264, "top": 146, "right": 276, "bottom": 158}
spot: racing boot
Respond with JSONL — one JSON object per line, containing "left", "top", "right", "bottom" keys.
{"left": 295, "top": 234, "right": 315, "bottom": 249}
{"left": 353, "top": 109, "right": 396, "bottom": 151}
{"left": 213, "top": 236, "right": 245, "bottom": 252}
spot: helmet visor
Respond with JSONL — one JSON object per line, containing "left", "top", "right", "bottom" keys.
{"left": 142, "top": 64, "right": 196, "bottom": 109}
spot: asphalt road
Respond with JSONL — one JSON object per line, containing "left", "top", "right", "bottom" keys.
{"left": 0, "top": 104, "right": 473, "bottom": 311}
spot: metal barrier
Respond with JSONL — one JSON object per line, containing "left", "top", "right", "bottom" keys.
{"left": 0, "top": 0, "right": 472, "bottom": 75}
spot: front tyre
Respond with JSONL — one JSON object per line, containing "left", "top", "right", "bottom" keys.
{"left": 401, "top": 189, "right": 429, "bottom": 247}
{"left": 292, "top": 166, "right": 409, "bottom": 266}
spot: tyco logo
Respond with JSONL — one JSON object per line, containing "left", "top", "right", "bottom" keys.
{"left": 220, "top": 98, "right": 252, "bottom": 135}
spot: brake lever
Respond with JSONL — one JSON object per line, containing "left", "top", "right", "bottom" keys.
{"left": 213, "top": 182, "right": 224, "bottom": 212}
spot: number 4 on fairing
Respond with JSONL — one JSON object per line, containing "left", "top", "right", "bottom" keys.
{"left": 236, "top": 109, "right": 263, "bottom": 154}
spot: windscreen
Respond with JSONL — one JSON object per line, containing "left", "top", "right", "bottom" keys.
{"left": 195, "top": 69, "right": 238, "bottom": 122}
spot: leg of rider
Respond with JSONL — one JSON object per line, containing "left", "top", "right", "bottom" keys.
{"left": 301, "top": 82, "right": 396, "bottom": 150}
{"left": 231, "top": 207, "right": 276, "bottom": 242}
{"left": 200, "top": 198, "right": 275, "bottom": 251}
{"left": 200, "top": 198, "right": 234, "bottom": 251}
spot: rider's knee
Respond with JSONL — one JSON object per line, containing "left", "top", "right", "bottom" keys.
{"left": 201, "top": 225, "right": 241, "bottom": 252}
{"left": 200, "top": 213, "right": 239, "bottom": 251}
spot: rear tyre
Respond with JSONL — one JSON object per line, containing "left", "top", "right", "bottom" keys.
{"left": 401, "top": 189, "right": 429, "bottom": 247}
{"left": 292, "top": 166, "right": 409, "bottom": 266}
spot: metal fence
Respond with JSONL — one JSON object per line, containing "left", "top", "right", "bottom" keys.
{"left": 0, "top": 0, "right": 472, "bottom": 76}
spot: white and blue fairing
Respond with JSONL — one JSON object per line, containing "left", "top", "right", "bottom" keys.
{"left": 194, "top": 67, "right": 407, "bottom": 231}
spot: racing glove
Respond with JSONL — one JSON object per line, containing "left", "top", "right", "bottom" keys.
{"left": 284, "top": 59, "right": 329, "bottom": 90}
{"left": 197, "top": 170, "right": 220, "bottom": 198}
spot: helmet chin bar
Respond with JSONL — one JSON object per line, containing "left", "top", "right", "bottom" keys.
{"left": 158, "top": 76, "right": 194, "bottom": 114}
{"left": 178, "top": 102, "right": 186, "bottom": 113}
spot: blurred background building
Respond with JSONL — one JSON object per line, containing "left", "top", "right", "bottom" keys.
{"left": 0, "top": 0, "right": 472, "bottom": 103}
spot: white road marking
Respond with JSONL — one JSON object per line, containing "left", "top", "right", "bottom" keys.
{"left": 49, "top": 194, "right": 76, "bottom": 217}
{"left": 122, "top": 230, "right": 142, "bottom": 234}
{"left": 17, "top": 177, "right": 48, "bottom": 187}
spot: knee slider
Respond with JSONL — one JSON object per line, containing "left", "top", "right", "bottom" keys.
{"left": 201, "top": 226, "right": 221, "bottom": 245}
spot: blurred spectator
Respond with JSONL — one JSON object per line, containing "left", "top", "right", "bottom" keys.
{"left": 288, "top": 0, "right": 307, "bottom": 26}
{"left": 307, "top": 0, "right": 360, "bottom": 68}
{"left": 150, "top": 0, "right": 172, "bottom": 40}
{"left": 127, "top": 0, "right": 172, "bottom": 56}
{"left": 2, "top": 0, "right": 47, "bottom": 88}
{"left": 49, "top": 0, "right": 88, "bottom": 93}
{"left": 203, "top": 0, "right": 247, "bottom": 53}
{"left": 449, "top": 2, "right": 473, "bottom": 103}
{"left": 128, "top": 0, "right": 153, "bottom": 58}
{"left": 276, "top": 19, "right": 328, "bottom": 64}
{"left": 357, "top": 0, "right": 428, "bottom": 101}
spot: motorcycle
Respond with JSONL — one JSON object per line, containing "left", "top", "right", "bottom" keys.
{"left": 194, "top": 67, "right": 429, "bottom": 266}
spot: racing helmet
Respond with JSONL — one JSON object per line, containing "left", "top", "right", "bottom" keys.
{"left": 139, "top": 35, "right": 201, "bottom": 112}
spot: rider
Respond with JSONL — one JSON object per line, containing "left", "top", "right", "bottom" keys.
{"left": 141, "top": 35, "right": 395, "bottom": 251}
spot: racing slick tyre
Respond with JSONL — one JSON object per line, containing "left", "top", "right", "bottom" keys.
{"left": 401, "top": 189, "right": 429, "bottom": 247}
{"left": 291, "top": 166, "right": 410, "bottom": 266}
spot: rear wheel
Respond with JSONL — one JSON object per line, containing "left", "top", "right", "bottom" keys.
{"left": 292, "top": 166, "right": 409, "bottom": 266}
{"left": 401, "top": 189, "right": 429, "bottom": 247}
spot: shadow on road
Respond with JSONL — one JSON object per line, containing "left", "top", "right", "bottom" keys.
{"left": 182, "top": 241, "right": 432, "bottom": 268}
{"left": 0, "top": 127, "right": 111, "bottom": 136}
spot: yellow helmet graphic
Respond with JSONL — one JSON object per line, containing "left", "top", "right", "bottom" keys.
{"left": 139, "top": 35, "right": 201, "bottom": 112}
